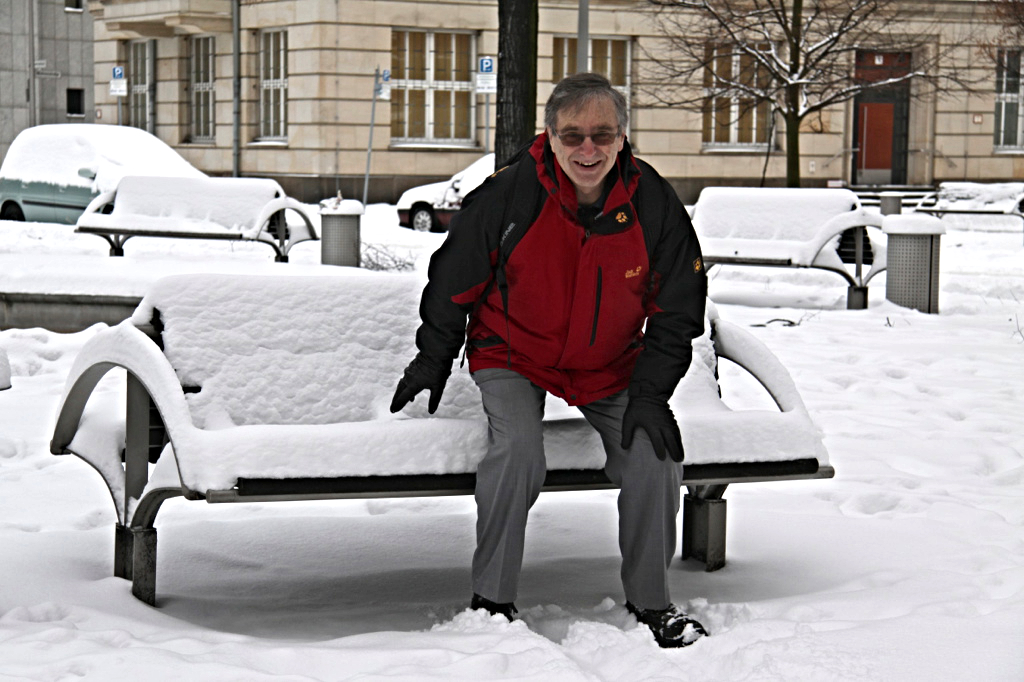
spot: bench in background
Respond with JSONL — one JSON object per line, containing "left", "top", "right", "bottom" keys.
{"left": 75, "top": 176, "right": 317, "bottom": 262}
{"left": 691, "top": 187, "right": 886, "bottom": 309}
{"left": 911, "top": 184, "right": 1024, "bottom": 246}
{"left": 50, "top": 273, "right": 833, "bottom": 606}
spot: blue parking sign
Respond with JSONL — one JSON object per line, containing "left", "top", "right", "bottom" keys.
{"left": 479, "top": 57, "right": 494, "bottom": 74}
{"left": 113, "top": 66, "right": 124, "bottom": 79}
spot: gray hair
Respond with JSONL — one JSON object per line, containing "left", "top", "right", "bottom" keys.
{"left": 544, "top": 72, "right": 628, "bottom": 133}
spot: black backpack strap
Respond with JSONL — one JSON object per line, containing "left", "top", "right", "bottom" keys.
{"left": 632, "top": 159, "right": 663, "bottom": 266}
{"left": 460, "top": 142, "right": 544, "bottom": 366}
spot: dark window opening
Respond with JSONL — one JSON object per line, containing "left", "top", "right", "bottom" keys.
{"left": 67, "top": 88, "right": 85, "bottom": 117}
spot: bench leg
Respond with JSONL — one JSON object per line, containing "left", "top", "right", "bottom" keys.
{"left": 681, "top": 494, "right": 727, "bottom": 571}
{"left": 131, "top": 527, "right": 158, "bottom": 605}
{"left": 847, "top": 285, "right": 868, "bottom": 310}
{"left": 114, "top": 523, "right": 134, "bottom": 580}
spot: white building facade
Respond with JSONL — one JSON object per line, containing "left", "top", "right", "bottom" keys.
{"left": 84, "top": 0, "right": 1022, "bottom": 203}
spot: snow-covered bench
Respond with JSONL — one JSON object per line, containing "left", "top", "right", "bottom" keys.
{"left": 911, "top": 183, "right": 1024, "bottom": 244}
{"left": 75, "top": 176, "right": 317, "bottom": 262}
{"left": 691, "top": 187, "right": 886, "bottom": 308}
{"left": 50, "top": 273, "right": 833, "bottom": 606}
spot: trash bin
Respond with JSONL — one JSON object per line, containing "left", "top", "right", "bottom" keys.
{"left": 0, "top": 346, "right": 11, "bottom": 391}
{"left": 883, "top": 213, "right": 944, "bottom": 314}
{"left": 318, "top": 194, "right": 364, "bottom": 267}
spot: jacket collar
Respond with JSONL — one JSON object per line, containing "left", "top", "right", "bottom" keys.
{"left": 530, "top": 132, "right": 641, "bottom": 233}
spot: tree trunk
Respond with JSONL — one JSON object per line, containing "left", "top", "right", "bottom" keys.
{"left": 495, "top": 0, "right": 538, "bottom": 166}
{"left": 786, "top": 0, "right": 804, "bottom": 188}
{"left": 785, "top": 111, "right": 801, "bottom": 187}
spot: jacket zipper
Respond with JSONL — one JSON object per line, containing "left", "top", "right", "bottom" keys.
{"left": 590, "top": 266, "right": 602, "bottom": 346}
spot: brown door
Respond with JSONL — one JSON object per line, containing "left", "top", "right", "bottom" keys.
{"left": 853, "top": 51, "right": 911, "bottom": 185}
{"left": 858, "top": 102, "right": 895, "bottom": 184}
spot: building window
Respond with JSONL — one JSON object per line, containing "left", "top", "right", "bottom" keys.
{"left": 995, "top": 49, "right": 1022, "bottom": 150}
{"left": 128, "top": 40, "right": 155, "bottom": 133}
{"left": 702, "top": 44, "right": 771, "bottom": 149}
{"left": 65, "top": 0, "right": 83, "bottom": 10}
{"left": 189, "top": 36, "right": 216, "bottom": 142}
{"left": 551, "top": 37, "right": 631, "bottom": 133}
{"left": 66, "top": 88, "right": 84, "bottom": 117}
{"left": 390, "top": 30, "right": 475, "bottom": 145}
{"left": 259, "top": 29, "right": 288, "bottom": 141}
{"left": 551, "top": 37, "right": 630, "bottom": 91}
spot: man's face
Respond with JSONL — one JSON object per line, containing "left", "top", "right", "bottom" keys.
{"left": 547, "top": 96, "right": 624, "bottom": 204}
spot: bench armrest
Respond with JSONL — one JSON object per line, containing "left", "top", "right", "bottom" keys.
{"left": 711, "top": 318, "right": 809, "bottom": 415}
{"left": 51, "top": 321, "right": 192, "bottom": 523}
{"left": 253, "top": 198, "right": 318, "bottom": 254}
{"left": 78, "top": 189, "right": 117, "bottom": 223}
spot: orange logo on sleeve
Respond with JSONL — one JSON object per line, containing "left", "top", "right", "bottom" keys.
{"left": 693, "top": 257, "right": 703, "bottom": 273}
{"left": 625, "top": 266, "right": 643, "bottom": 278}
{"left": 616, "top": 211, "right": 629, "bottom": 223}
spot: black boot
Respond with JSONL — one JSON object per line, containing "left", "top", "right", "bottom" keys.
{"left": 471, "top": 593, "right": 517, "bottom": 622}
{"left": 626, "top": 602, "right": 708, "bottom": 648}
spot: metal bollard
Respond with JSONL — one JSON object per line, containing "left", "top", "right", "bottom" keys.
{"left": 879, "top": 191, "right": 903, "bottom": 216}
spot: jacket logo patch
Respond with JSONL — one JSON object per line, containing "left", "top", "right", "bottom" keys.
{"left": 693, "top": 257, "right": 704, "bottom": 273}
{"left": 616, "top": 211, "right": 629, "bottom": 224}
{"left": 625, "top": 266, "right": 643, "bottom": 279}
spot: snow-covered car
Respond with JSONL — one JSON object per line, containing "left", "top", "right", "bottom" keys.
{"left": 0, "top": 124, "right": 205, "bottom": 224}
{"left": 396, "top": 154, "right": 495, "bottom": 232}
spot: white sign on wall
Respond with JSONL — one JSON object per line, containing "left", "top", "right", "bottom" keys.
{"left": 476, "top": 56, "right": 497, "bottom": 94}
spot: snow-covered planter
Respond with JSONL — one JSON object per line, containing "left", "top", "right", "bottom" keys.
{"left": 50, "top": 273, "right": 831, "bottom": 605}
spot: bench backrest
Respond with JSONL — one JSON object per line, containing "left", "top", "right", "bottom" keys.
{"left": 692, "top": 187, "right": 864, "bottom": 242}
{"left": 130, "top": 273, "right": 721, "bottom": 430}
{"left": 109, "top": 176, "right": 286, "bottom": 232}
{"left": 934, "top": 181, "right": 1024, "bottom": 213}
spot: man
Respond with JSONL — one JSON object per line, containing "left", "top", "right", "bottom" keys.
{"left": 390, "top": 73, "right": 708, "bottom": 648}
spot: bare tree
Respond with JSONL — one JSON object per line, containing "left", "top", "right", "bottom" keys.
{"left": 495, "top": 0, "right": 538, "bottom": 166}
{"left": 643, "top": 0, "right": 983, "bottom": 186}
{"left": 991, "top": 0, "right": 1024, "bottom": 38}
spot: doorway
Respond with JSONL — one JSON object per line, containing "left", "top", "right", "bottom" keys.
{"left": 853, "top": 51, "right": 911, "bottom": 186}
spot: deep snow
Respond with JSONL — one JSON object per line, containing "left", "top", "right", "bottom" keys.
{"left": 0, "top": 203, "right": 1022, "bottom": 681}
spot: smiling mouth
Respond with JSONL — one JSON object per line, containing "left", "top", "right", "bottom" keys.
{"left": 575, "top": 160, "right": 601, "bottom": 168}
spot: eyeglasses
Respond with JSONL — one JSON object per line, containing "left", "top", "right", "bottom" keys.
{"left": 554, "top": 129, "right": 620, "bottom": 147}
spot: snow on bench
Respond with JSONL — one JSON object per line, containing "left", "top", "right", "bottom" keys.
{"left": 75, "top": 176, "right": 317, "bottom": 261}
{"left": 912, "top": 182, "right": 1024, "bottom": 244}
{"left": 50, "top": 273, "right": 832, "bottom": 605}
{"left": 691, "top": 187, "right": 886, "bottom": 308}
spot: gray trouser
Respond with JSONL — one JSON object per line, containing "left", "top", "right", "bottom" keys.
{"left": 471, "top": 368, "right": 682, "bottom": 610}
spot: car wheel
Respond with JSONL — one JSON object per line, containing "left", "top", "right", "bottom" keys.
{"left": 0, "top": 202, "right": 25, "bottom": 222}
{"left": 411, "top": 206, "right": 436, "bottom": 232}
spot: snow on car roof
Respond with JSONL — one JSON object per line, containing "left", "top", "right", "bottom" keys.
{"left": 0, "top": 124, "right": 205, "bottom": 193}
{"left": 398, "top": 154, "right": 495, "bottom": 210}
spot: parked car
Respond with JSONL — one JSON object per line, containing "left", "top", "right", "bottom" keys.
{"left": 0, "top": 124, "right": 205, "bottom": 224}
{"left": 396, "top": 154, "right": 495, "bottom": 232}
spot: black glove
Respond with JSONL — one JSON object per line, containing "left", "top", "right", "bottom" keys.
{"left": 620, "top": 396, "right": 684, "bottom": 462}
{"left": 390, "top": 354, "right": 452, "bottom": 414}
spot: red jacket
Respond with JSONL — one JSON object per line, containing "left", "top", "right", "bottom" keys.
{"left": 415, "top": 134, "right": 706, "bottom": 406}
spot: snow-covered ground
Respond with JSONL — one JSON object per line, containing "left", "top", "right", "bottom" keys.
{"left": 0, "top": 205, "right": 1022, "bottom": 681}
